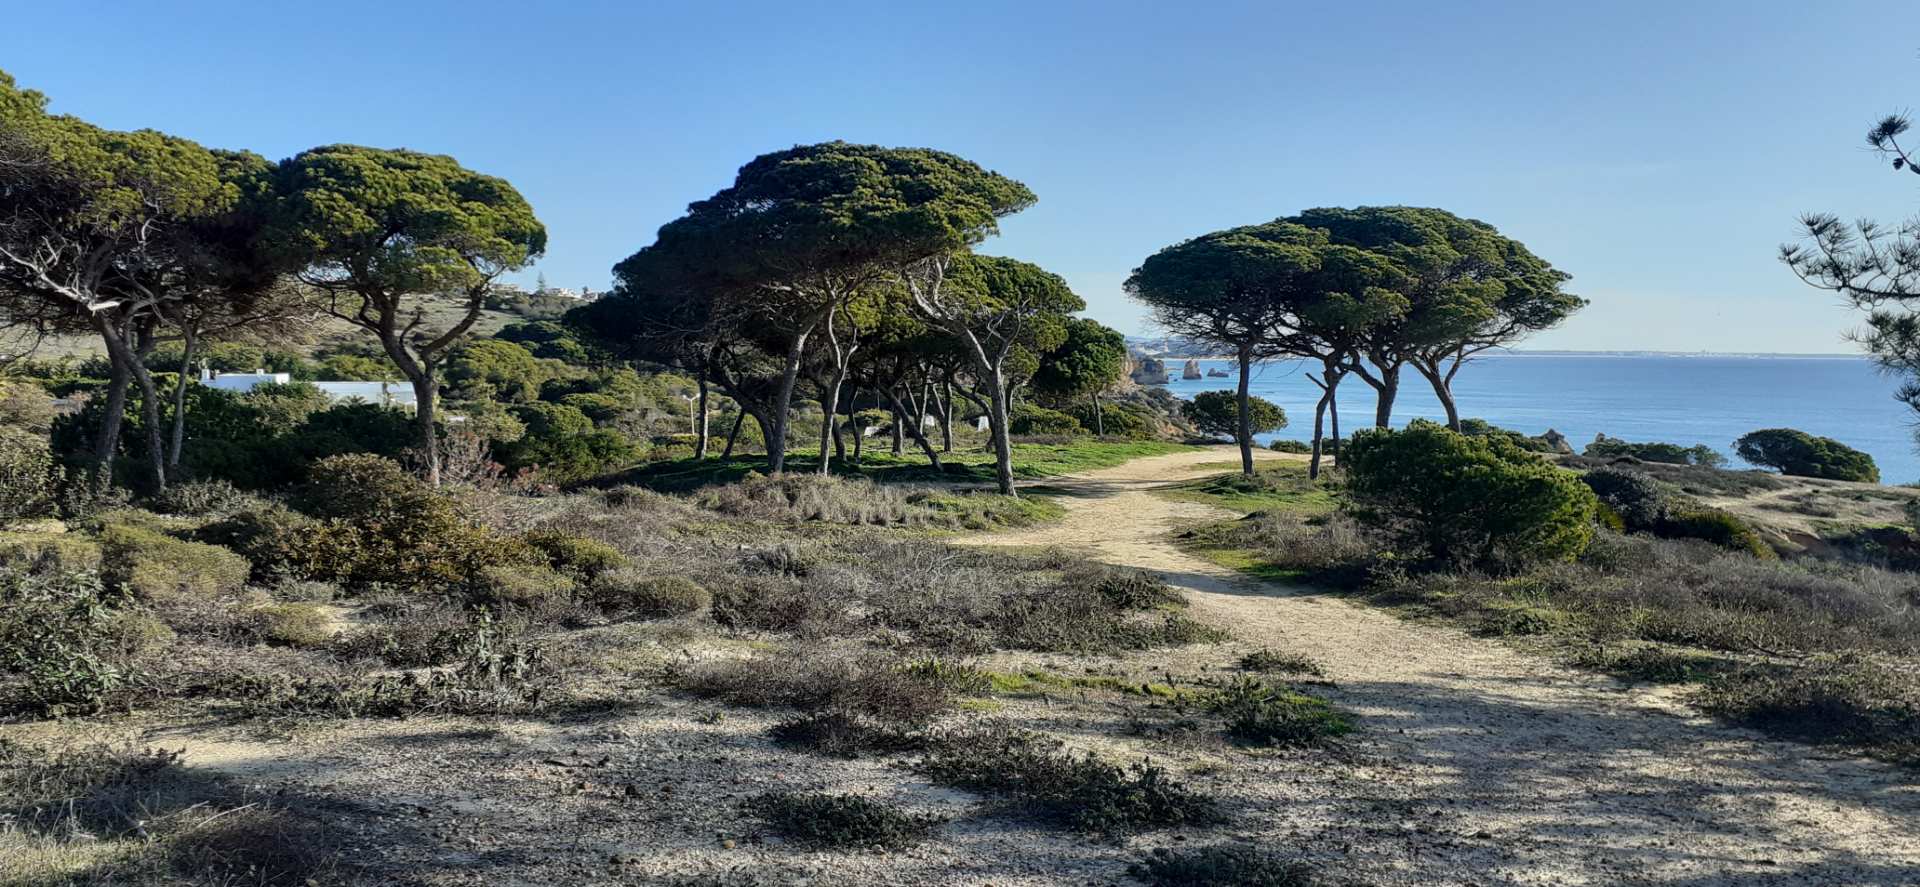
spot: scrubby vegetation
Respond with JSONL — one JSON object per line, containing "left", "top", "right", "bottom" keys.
{"left": 1131, "top": 844, "right": 1321, "bottom": 887}
{"left": 1736, "top": 427, "right": 1881, "bottom": 482}
{"left": 918, "top": 725, "right": 1222, "bottom": 835}
{"left": 1585, "top": 434, "right": 1726, "bottom": 467}
{"left": 749, "top": 792, "right": 945, "bottom": 850}
{"left": 1188, "top": 422, "right": 1920, "bottom": 763}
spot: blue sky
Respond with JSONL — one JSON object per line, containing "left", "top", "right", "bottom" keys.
{"left": 3, "top": 1, "right": 1915, "bottom": 352}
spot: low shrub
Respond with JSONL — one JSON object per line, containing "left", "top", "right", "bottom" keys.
{"left": 1580, "top": 467, "right": 1669, "bottom": 530}
{"left": 98, "top": 524, "right": 251, "bottom": 603}
{"left": 1131, "top": 844, "right": 1320, "bottom": 887}
{"left": 768, "top": 710, "right": 926, "bottom": 759}
{"left": 919, "top": 725, "right": 1220, "bottom": 834}
{"left": 1735, "top": 428, "right": 1879, "bottom": 482}
{"left": 676, "top": 653, "right": 954, "bottom": 724}
{"left": 0, "top": 530, "right": 103, "bottom": 573}
{"left": 0, "top": 427, "right": 56, "bottom": 525}
{"left": 521, "top": 529, "right": 628, "bottom": 581}
{"left": 1695, "top": 656, "right": 1919, "bottom": 762}
{"left": 1344, "top": 421, "right": 1597, "bottom": 571}
{"left": 1660, "top": 508, "right": 1773, "bottom": 558}
{"left": 246, "top": 602, "right": 333, "bottom": 648}
{"left": 471, "top": 564, "right": 576, "bottom": 609}
{"left": 1009, "top": 403, "right": 1087, "bottom": 436}
{"left": 1091, "top": 566, "right": 1183, "bottom": 610}
{"left": 1266, "top": 439, "right": 1312, "bottom": 454}
{"left": 238, "top": 620, "right": 548, "bottom": 718}
{"left": 147, "top": 479, "right": 260, "bottom": 517}
{"left": 749, "top": 792, "right": 944, "bottom": 850}
{"left": 0, "top": 567, "right": 128, "bottom": 715}
{"left": 1238, "top": 648, "right": 1326, "bottom": 677}
{"left": 588, "top": 569, "right": 710, "bottom": 617}
{"left": 1206, "top": 678, "right": 1352, "bottom": 746}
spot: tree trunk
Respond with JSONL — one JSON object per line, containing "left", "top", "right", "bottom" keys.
{"left": 1309, "top": 384, "right": 1329, "bottom": 480}
{"left": 1329, "top": 370, "right": 1343, "bottom": 461}
{"left": 722, "top": 410, "right": 745, "bottom": 459}
{"left": 816, "top": 365, "right": 848, "bottom": 476}
{"left": 1091, "top": 392, "right": 1104, "bottom": 436}
{"left": 940, "top": 378, "right": 954, "bottom": 452}
{"left": 694, "top": 371, "right": 710, "bottom": 459}
{"left": 1414, "top": 361, "right": 1462, "bottom": 431}
{"left": 851, "top": 402, "right": 864, "bottom": 465}
{"left": 1235, "top": 342, "right": 1255, "bottom": 476}
{"left": 166, "top": 327, "right": 197, "bottom": 469}
{"left": 767, "top": 332, "right": 808, "bottom": 474}
{"left": 884, "top": 387, "right": 943, "bottom": 472}
{"left": 986, "top": 370, "right": 1017, "bottom": 497}
{"left": 409, "top": 371, "right": 439, "bottom": 486}
{"left": 1372, "top": 363, "right": 1400, "bottom": 429}
{"left": 92, "top": 361, "right": 130, "bottom": 486}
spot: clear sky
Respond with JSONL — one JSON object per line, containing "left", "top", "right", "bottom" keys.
{"left": 2, "top": 1, "right": 1914, "bottom": 352}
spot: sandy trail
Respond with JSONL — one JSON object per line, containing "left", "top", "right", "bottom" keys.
{"left": 962, "top": 446, "right": 1920, "bottom": 886}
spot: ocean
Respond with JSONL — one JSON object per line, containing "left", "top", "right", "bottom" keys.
{"left": 1155, "top": 353, "right": 1920, "bottom": 484}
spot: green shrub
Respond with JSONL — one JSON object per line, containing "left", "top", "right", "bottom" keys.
{"left": 749, "top": 792, "right": 944, "bottom": 850}
{"left": 919, "top": 726, "right": 1220, "bottom": 834}
{"left": 1344, "top": 421, "right": 1597, "bottom": 571}
{"left": 1734, "top": 428, "right": 1878, "bottom": 482}
{"left": 1131, "top": 845, "right": 1320, "bottom": 887}
{"left": 1580, "top": 467, "right": 1669, "bottom": 530}
{"left": 247, "top": 602, "right": 333, "bottom": 648}
{"left": 521, "top": 529, "right": 627, "bottom": 581}
{"left": 1696, "top": 656, "right": 1918, "bottom": 762}
{"left": 1266, "top": 439, "right": 1312, "bottom": 454}
{"left": 0, "top": 427, "right": 56, "bottom": 525}
{"left": 471, "top": 564, "right": 575, "bottom": 608}
{"left": 1660, "top": 508, "right": 1773, "bottom": 558}
{"left": 148, "top": 479, "right": 259, "bottom": 517}
{"left": 1009, "top": 404, "right": 1086, "bottom": 436}
{"left": 98, "top": 524, "right": 251, "bottom": 603}
{"left": 1585, "top": 435, "right": 1725, "bottom": 467}
{"left": 0, "top": 567, "right": 128, "bottom": 715}
{"left": 1206, "top": 678, "right": 1352, "bottom": 746}
{"left": 1183, "top": 391, "right": 1286, "bottom": 441}
{"left": 588, "top": 569, "right": 709, "bottom": 617}
{"left": 677, "top": 653, "right": 954, "bottom": 724}
{"left": 0, "top": 531, "right": 103, "bottom": 573}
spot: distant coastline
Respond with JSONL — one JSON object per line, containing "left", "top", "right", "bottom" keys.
{"left": 1128, "top": 345, "right": 1870, "bottom": 361}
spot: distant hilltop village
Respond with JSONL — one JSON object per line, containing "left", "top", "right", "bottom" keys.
{"left": 489, "top": 281, "right": 603, "bottom": 303}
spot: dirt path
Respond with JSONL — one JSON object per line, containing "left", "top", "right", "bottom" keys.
{"left": 962, "top": 446, "right": 1920, "bottom": 886}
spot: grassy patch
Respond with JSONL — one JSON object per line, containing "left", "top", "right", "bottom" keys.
{"left": 1695, "top": 655, "right": 1920, "bottom": 764}
{"left": 982, "top": 669, "right": 1202, "bottom": 701}
{"left": 1206, "top": 678, "right": 1353, "bottom": 747}
{"left": 1159, "top": 461, "right": 1340, "bottom": 515}
{"left": 749, "top": 792, "right": 944, "bottom": 850}
{"left": 1237, "top": 648, "right": 1326, "bottom": 677}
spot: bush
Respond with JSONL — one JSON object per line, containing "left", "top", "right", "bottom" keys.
{"left": 98, "top": 524, "right": 251, "bottom": 603}
{"left": 0, "top": 427, "right": 56, "bottom": 525}
{"left": 1238, "top": 648, "right": 1325, "bottom": 677}
{"left": 246, "top": 602, "right": 333, "bottom": 648}
{"left": 1009, "top": 403, "right": 1086, "bottom": 436}
{"left": 676, "top": 653, "right": 954, "bottom": 724}
{"left": 0, "top": 531, "right": 103, "bottom": 573}
{"left": 521, "top": 529, "right": 627, "bottom": 581}
{"left": 588, "top": 569, "right": 709, "bottom": 617}
{"left": 1660, "top": 508, "right": 1773, "bottom": 558}
{"left": 1734, "top": 428, "right": 1879, "bottom": 482}
{"left": 769, "top": 710, "right": 925, "bottom": 759}
{"left": 1131, "top": 845, "right": 1320, "bottom": 887}
{"left": 1696, "top": 656, "right": 1919, "bottom": 761}
{"left": 1183, "top": 391, "right": 1286, "bottom": 441}
{"left": 918, "top": 726, "right": 1220, "bottom": 834}
{"left": 471, "top": 564, "right": 575, "bottom": 608}
{"left": 1266, "top": 439, "right": 1312, "bottom": 454}
{"left": 0, "top": 567, "right": 128, "bottom": 715}
{"left": 749, "top": 792, "right": 944, "bottom": 850}
{"left": 1206, "top": 678, "right": 1352, "bottom": 746}
{"left": 148, "top": 479, "right": 259, "bottom": 517}
{"left": 1344, "top": 422, "right": 1597, "bottom": 571}
{"left": 1090, "top": 566, "right": 1183, "bottom": 610}
{"left": 1585, "top": 434, "right": 1725, "bottom": 467}
{"left": 1580, "top": 467, "right": 1669, "bottom": 530}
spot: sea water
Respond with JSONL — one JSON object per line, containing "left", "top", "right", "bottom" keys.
{"left": 1156, "top": 353, "right": 1920, "bottom": 484}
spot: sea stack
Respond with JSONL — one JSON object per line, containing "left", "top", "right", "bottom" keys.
{"left": 1182, "top": 359, "right": 1202, "bottom": 380}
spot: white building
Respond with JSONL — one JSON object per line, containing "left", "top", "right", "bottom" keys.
{"left": 198, "top": 368, "right": 417, "bottom": 410}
